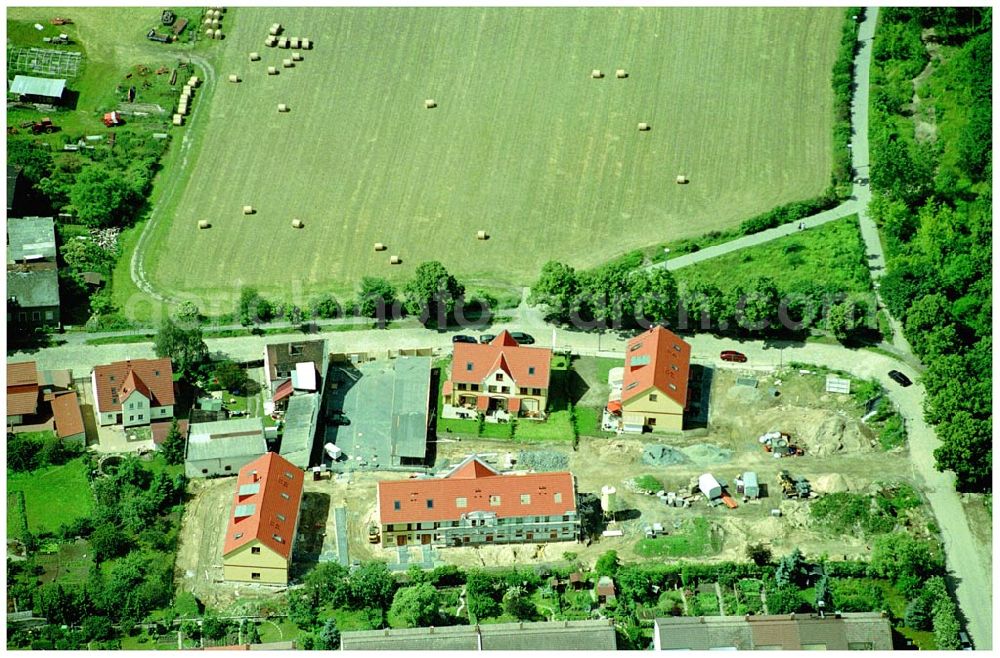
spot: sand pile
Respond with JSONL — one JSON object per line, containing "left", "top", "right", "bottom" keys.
{"left": 682, "top": 443, "right": 733, "bottom": 465}
{"left": 642, "top": 444, "right": 688, "bottom": 466}
{"left": 812, "top": 473, "right": 853, "bottom": 494}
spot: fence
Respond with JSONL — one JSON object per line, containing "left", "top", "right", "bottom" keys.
{"left": 7, "top": 47, "right": 82, "bottom": 77}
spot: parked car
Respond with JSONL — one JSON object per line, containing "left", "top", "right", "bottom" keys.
{"left": 887, "top": 370, "right": 912, "bottom": 387}
{"left": 452, "top": 335, "right": 477, "bottom": 344}
{"left": 479, "top": 334, "right": 496, "bottom": 344}
{"left": 720, "top": 350, "right": 748, "bottom": 363}
{"left": 509, "top": 331, "right": 535, "bottom": 344}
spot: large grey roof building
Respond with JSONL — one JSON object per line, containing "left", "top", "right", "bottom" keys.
{"left": 279, "top": 392, "right": 320, "bottom": 469}
{"left": 340, "top": 619, "right": 617, "bottom": 651}
{"left": 652, "top": 613, "right": 893, "bottom": 651}
{"left": 7, "top": 216, "right": 57, "bottom": 264}
{"left": 185, "top": 417, "right": 267, "bottom": 478}
{"left": 9, "top": 75, "right": 66, "bottom": 100}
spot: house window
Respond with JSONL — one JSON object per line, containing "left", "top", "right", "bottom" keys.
{"left": 649, "top": 394, "right": 658, "bottom": 402}
{"left": 281, "top": 492, "right": 290, "bottom": 500}
{"left": 285, "top": 471, "right": 295, "bottom": 479}
{"left": 426, "top": 499, "right": 434, "bottom": 509}
{"left": 673, "top": 344, "right": 682, "bottom": 351}
{"left": 519, "top": 387, "right": 528, "bottom": 395}
{"left": 251, "top": 572, "right": 261, "bottom": 580}
{"left": 290, "top": 344, "right": 303, "bottom": 356}
{"left": 488, "top": 385, "right": 497, "bottom": 393}
{"left": 31, "top": 311, "right": 40, "bottom": 321}
{"left": 45, "top": 311, "right": 54, "bottom": 320}
{"left": 563, "top": 514, "right": 570, "bottom": 521}
{"left": 501, "top": 386, "right": 509, "bottom": 394}
{"left": 234, "top": 532, "right": 243, "bottom": 540}
{"left": 532, "top": 388, "right": 541, "bottom": 396}
{"left": 471, "top": 384, "right": 480, "bottom": 391}
{"left": 202, "top": 469, "right": 208, "bottom": 474}
{"left": 528, "top": 367, "right": 535, "bottom": 375}
{"left": 394, "top": 500, "right": 401, "bottom": 510}
{"left": 128, "top": 402, "right": 134, "bottom": 409}
{"left": 466, "top": 362, "right": 474, "bottom": 371}
{"left": 154, "top": 370, "right": 160, "bottom": 376}
{"left": 277, "top": 513, "right": 286, "bottom": 522}
{"left": 224, "top": 465, "right": 232, "bottom": 472}
{"left": 129, "top": 415, "right": 134, "bottom": 421}
{"left": 456, "top": 497, "right": 467, "bottom": 508}
{"left": 138, "top": 414, "right": 144, "bottom": 420}
{"left": 457, "top": 383, "right": 466, "bottom": 391}
{"left": 625, "top": 382, "right": 638, "bottom": 391}
{"left": 554, "top": 493, "right": 562, "bottom": 504}
{"left": 251, "top": 546, "right": 261, "bottom": 555}
{"left": 671, "top": 364, "right": 679, "bottom": 371}
{"left": 520, "top": 494, "right": 531, "bottom": 504}
{"left": 630, "top": 342, "right": 643, "bottom": 351}
{"left": 496, "top": 373, "right": 503, "bottom": 381}
{"left": 668, "top": 383, "right": 677, "bottom": 390}
{"left": 490, "top": 495, "right": 501, "bottom": 506}
{"left": 647, "top": 417, "right": 657, "bottom": 426}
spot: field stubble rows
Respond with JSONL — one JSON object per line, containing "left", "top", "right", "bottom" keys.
{"left": 142, "top": 7, "right": 840, "bottom": 301}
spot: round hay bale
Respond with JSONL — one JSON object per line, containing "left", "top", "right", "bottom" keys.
{"left": 278, "top": 37, "right": 289, "bottom": 48}
{"left": 373, "top": 242, "right": 386, "bottom": 251}
{"left": 189, "top": 76, "right": 199, "bottom": 87}
{"left": 249, "top": 52, "right": 261, "bottom": 61}
{"left": 212, "top": 9, "right": 222, "bottom": 19}
{"left": 476, "top": 230, "right": 488, "bottom": 240}
{"left": 290, "top": 37, "right": 300, "bottom": 49}
{"left": 177, "top": 105, "right": 188, "bottom": 116}
{"left": 265, "top": 35, "right": 277, "bottom": 47}
{"left": 214, "top": 29, "right": 223, "bottom": 39}
{"left": 269, "top": 23, "right": 281, "bottom": 36}
{"left": 591, "top": 69, "right": 603, "bottom": 78}
{"left": 277, "top": 103, "right": 289, "bottom": 112}
{"left": 676, "top": 175, "right": 688, "bottom": 184}
{"left": 282, "top": 58, "right": 293, "bottom": 68}
{"left": 616, "top": 69, "right": 628, "bottom": 78}
{"left": 211, "top": 19, "right": 220, "bottom": 29}
{"left": 172, "top": 114, "right": 184, "bottom": 126}
{"left": 203, "top": 18, "right": 213, "bottom": 26}
{"left": 205, "top": 28, "right": 214, "bottom": 38}
{"left": 291, "top": 52, "right": 303, "bottom": 61}
{"left": 292, "top": 219, "right": 304, "bottom": 229}
{"left": 425, "top": 99, "right": 436, "bottom": 108}
{"left": 198, "top": 220, "right": 210, "bottom": 229}
{"left": 182, "top": 85, "right": 192, "bottom": 95}
{"left": 389, "top": 255, "right": 401, "bottom": 265}
{"left": 242, "top": 205, "right": 254, "bottom": 215}
{"left": 301, "top": 38, "right": 311, "bottom": 50}
{"left": 638, "top": 122, "right": 650, "bottom": 131}
{"left": 267, "top": 66, "right": 278, "bottom": 75}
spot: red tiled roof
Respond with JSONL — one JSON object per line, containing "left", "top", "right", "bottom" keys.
{"left": 92, "top": 358, "right": 175, "bottom": 413}
{"left": 621, "top": 326, "right": 691, "bottom": 408}
{"left": 7, "top": 361, "right": 38, "bottom": 386}
{"left": 607, "top": 400, "right": 622, "bottom": 414}
{"left": 223, "top": 452, "right": 304, "bottom": 560}
{"left": 151, "top": 419, "right": 188, "bottom": 445}
{"left": 442, "top": 380, "right": 453, "bottom": 397}
{"left": 51, "top": 392, "right": 85, "bottom": 439}
{"left": 272, "top": 379, "right": 294, "bottom": 403}
{"left": 451, "top": 331, "right": 551, "bottom": 389}
{"left": 6, "top": 361, "right": 39, "bottom": 417}
{"left": 378, "top": 456, "right": 576, "bottom": 525}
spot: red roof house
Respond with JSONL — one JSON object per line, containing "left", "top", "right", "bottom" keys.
{"left": 377, "top": 455, "right": 579, "bottom": 547}
{"left": 446, "top": 331, "right": 552, "bottom": 418}
{"left": 222, "top": 452, "right": 304, "bottom": 584}
{"left": 51, "top": 391, "right": 85, "bottom": 445}
{"left": 91, "top": 358, "right": 175, "bottom": 428}
{"left": 6, "top": 361, "right": 39, "bottom": 423}
{"left": 620, "top": 326, "right": 691, "bottom": 433}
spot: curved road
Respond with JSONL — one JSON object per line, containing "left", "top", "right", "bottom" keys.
{"left": 42, "top": 6, "right": 990, "bottom": 649}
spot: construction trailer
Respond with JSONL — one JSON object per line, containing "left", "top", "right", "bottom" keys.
{"left": 742, "top": 471, "right": 759, "bottom": 499}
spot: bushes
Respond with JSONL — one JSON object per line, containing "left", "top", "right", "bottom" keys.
{"left": 830, "top": 578, "right": 886, "bottom": 612}
{"left": 737, "top": 192, "right": 840, "bottom": 235}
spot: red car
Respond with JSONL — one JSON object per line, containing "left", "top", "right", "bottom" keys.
{"left": 720, "top": 350, "right": 748, "bottom": 363}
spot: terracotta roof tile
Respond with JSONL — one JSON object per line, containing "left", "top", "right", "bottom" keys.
{"left": 51, "top": 392, "right": 84, "bottom": 439}
{"left": 378, "top": 456, "right": 576, "bottom": 525}
{"left": 92, "top": 358, "right": 175, "bottom": 413}
{"left": 7, "top": 362, "right": 39, "bottom": 417}
{"left": 622, "top": 326, "right": 691, "bottom": 408}
{"left": 7, "top": 361, "right": 38, "bottom": 387}
{"left": 222, "top": 452, "right": 304, "bottom": 560}
{"left": 450, "top": 331, "right": 551, "bottom": 389}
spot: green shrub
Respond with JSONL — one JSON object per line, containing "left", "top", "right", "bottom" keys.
{"left": 830, "top": 578, "right": 886, "bottom": 612}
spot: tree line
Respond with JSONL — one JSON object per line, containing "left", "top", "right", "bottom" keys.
{"left": 868, "top": 7, "right": 991, "bottom": 491}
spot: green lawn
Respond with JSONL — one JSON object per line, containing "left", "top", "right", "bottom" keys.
{"left": 634, "top": 518, "right": 722, "bottom": 558}
{"left": 7, "top": 456, "right": 94, "bottom": 534}
{"left": 7, "top": 492, "right": 28, "bottom": 540}
{"left": 137, "top": 6, "right": 840, "bottom": 303}
{"left": 674, "top": 216, "right": 872, "bottom": 296}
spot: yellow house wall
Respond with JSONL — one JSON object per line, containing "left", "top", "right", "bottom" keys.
{"left": 223, "top": 539, "right": 288, "bottom": 584}
{"left": 623, "top": 387, "right": 684, "bottom": 432}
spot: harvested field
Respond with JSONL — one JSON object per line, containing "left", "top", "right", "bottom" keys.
{"left": 144, "top": 6, "right": 841, "bottom": 301}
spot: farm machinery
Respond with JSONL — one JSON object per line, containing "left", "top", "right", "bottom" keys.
{"left": 30, "top": 117, "right": 57, "bottom": 134}
{"left": 50, "top": 17, "right": 73, "bottom": 25}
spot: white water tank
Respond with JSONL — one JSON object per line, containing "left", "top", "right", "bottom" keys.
{"left": 600, "top": 486, "right": 617, "bottom": 513}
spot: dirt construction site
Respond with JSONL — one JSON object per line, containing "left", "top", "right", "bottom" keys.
{"left": 175, "top": 365, "right": 930, "bottom": 604}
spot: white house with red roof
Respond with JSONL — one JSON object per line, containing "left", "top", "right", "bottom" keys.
{"left": 444, "top": 331, "right": 552, "bottom": 418}
{"left": 376, "top": 454, "right": 579, "bottom": 548}
{"left": 223, "top": 452, "right": 304, "bottom": 584}
{"left": 91, "top": 358, "right": 175, "bottom": 428}
{"left": 608, "top": 326, "right": 691, "bottom": 433}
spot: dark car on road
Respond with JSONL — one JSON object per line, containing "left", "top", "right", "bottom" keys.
{"left": 720, "top": 350, "right": 748, "bottom": 363}
{"left": 479, "top": 334, "right": 496, "bottom": 344}
{"left": 888, "top": 370, "right": 912, "bottom": 387}
{"left": 452, "top": 335, "right": 477, "bottom": 344}
{"left": 509, "top": 331, "right": 535, "bottom": 345}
